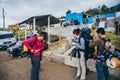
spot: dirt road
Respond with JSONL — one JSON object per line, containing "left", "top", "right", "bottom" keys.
{"left": 0, "top": 51, "right": 119, "bottom": 80}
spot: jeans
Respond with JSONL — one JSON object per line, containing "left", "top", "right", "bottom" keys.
{"left": 95, "top": 61, "right": 111, "bottom": 80}
{"left": 31, "top": 55, "right": 41, "bottom": 80}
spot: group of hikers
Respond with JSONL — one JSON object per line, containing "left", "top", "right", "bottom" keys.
{"left": 23, "top": 25, "right": 119, "bottom": 80}
{"left": 72, "top": 27, "right": 111, "bottom": 80}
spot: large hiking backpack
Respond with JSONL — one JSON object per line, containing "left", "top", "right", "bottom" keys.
{"left": 101, "top": 39, "right": 120, "bottom": 68}
{"left": 100, "top": 38, "right": 119, "bottom": 61}
{"left": 80, "top": 27, "right": 95, "bottom": 60}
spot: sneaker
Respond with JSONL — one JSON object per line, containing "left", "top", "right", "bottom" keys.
{"left": 74, "top": 75, "right": 80, "bottom": 79}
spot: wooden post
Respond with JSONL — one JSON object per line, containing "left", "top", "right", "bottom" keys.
{"left": 48, "top": 15, "right": 50, "bottom": 43}
{"left": 25, "top": 23, "right": 27, "bottom": 39}
{"left": 33, "top": 17, "right": 36, "bottom": 33}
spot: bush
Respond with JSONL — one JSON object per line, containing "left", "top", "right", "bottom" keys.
{"left": 114, "top": 37, "right": 120, "bottom": 49}
{"left": 39, "top": 27, "right": 46, "bottom": 30}
{"left": 49, "top": 38, "right": 68, "bottom": 50}
{"left": 50, "top": 34, "right": 59, "bottom": 43}
{"left": 48, "top": 34, "right": 68, "bottom": 50}
{"left": 12, "top": 30, "right": 30, "bottom": 40}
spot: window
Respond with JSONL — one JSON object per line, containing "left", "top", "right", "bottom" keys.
{"left": 0, "top": 34, "right": 14, "bottom": 39}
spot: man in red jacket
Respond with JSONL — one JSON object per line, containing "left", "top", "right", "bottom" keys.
{"left": 23, "top": 31, "right": 48, "bottom": 80}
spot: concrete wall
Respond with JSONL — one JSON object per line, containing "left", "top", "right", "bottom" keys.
{"left": 105, "top": 16, "right": 120, "bottom": 33}
{"left": 44, "top": 25, "right": 120, "bottom": 79}
{"left": 43, "top": 44, "right": 120, "bottom": 79}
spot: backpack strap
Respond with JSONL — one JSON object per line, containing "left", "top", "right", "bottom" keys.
{"left": 78, "top": 37, "right": 81, "bottom": 45}
{"left": 71, "top": 48, "right": 81, "bottom": 60}
{"left": 28, "top": 36, "right": 37, "bottom": 48}
{"left": 32, "top": 37, "right": 37, "bottom": 47}
{"left": 101, "top": 38, "right": 112, "bottom": 54}
{"left": 78, "top": 37, "right": 85, "bottom": 52}
{"left": 27, "top": 37, "right": 38, "bottom": 59}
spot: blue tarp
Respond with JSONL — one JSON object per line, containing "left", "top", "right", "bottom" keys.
{"left": 66, "top": 13, "right": 94, "bottom": 24}
{"left": 66, "top": 12, "right": 116, "bottom": 24}
{"left": 98, "top": 13, "right": 115, "bottom": 18}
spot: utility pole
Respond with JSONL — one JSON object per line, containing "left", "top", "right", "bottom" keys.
{"left": 2, "top": 8, "right": 5, "bottom": 31}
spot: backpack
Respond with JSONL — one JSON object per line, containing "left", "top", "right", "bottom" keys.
{"left": 21, "top": 36, "right": 37, "bottom": 58}
{"left": 23, "top": 33, "right": 48, "bottom": 52}
{"left": 80, "top": 27, "right": 95, "bottom": 60}
{"left": 100, "top": 38, "right": 118, "bottom": 61}
{"left": 96, "top": 18, "right": 100, "bottom": 23}
{"left": 23, "top": 33, "right": 37, "bottom": 53}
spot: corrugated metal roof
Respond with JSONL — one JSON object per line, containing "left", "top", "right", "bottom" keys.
{"left": 19, "top": 14, "right": 60, "bottom": 26}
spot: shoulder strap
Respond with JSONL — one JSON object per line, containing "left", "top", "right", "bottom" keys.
{"left": 78, "top": 37, "right": 85, "bottom": 51}
{"left": 29, "top": 37, "right": 37, "bottom": 48}
{"left": 33, "top": 37, "right": 37, "bottom": 46}
{"left": 101, "top": 38, "right": 110, "bottom": 43}
{"left": 78, "top": 37, "right": 81, "bottom": 45}
{"left": 101, "top": 38, "right": 112, "bottom": 54}
{"left": 101, "top": 38, "right": 107, "bottom": 43}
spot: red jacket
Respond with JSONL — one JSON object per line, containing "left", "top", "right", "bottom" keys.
{"left": 23, "top": 37, "right": 44, "bottom": 57}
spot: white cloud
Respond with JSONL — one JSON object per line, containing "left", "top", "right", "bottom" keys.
{"left": 0, "top": 0, "right": 120, "bottom": 28}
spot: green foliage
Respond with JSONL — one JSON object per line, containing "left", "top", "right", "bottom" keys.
{"left": 39, "top": 26, "right": 46, "bottom": 30}
{"left": 106, "top": 32, "right": 120, "bottom": 49}
{"left": 13, "top": 30, "right": 30, "bottom": 40}
{"left": 101, "top": 5, "right": 109, "bottom": 14}
{"left": 66, "top": 10, "right": 72, "bottom": 14}
{"left": 91, "top": 29, "right": 120, "bottom": 49}
{"left": 59, "top": 16, "right": 66, "bottom": 19}
{"left": 114, "top": 37, "right": 120, "bottom": 49}
{"left": 86, "top": 4, "right": 120, "bottom": 16}
{"left": 49, "top": 37, "right": 68, "bottom": 50}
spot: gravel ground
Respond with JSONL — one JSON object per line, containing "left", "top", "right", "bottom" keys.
{"left": 0, "top": 51, "right": 119, "bottom": 80}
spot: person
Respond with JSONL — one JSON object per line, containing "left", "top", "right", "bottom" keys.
{"left": 82, "top": 13, "right": 88, "bottom": 27}
{"left": 60, "top": 21, "right": 63, "bottom": 27}
{"left": 95, "top": 16, "right": 100, "bottom": 28}
{"left": 89, "top": 28, "right": 111, "bottom": 80}
{"left": 23, "top": 31, "right": 48, "bottom": 80}
{"left": 115, "top": 21, "right": 120, "bottom": 34}
{"left": 71, "top": 19, "right": 74, "bottom": 26}
{"left": 72, "top": 28, "right": 86, "bottom": 80}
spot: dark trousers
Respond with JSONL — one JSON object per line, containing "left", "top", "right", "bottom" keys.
{"left": 31, "top": 55, "right": 41, "bottom": 80}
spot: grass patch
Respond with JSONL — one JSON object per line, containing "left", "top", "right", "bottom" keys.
{"left": 91, "top": 29, "right": 120, "bottom": 49}
{"left": 48, "top": 37, "right": 68, "bottom": 50}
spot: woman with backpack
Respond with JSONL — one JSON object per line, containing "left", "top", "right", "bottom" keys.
{"left": 72, "top": 28, "right": 86, "bottom": 80}
{"left": 23, "top": 31, "right": 48, "bottom": 80}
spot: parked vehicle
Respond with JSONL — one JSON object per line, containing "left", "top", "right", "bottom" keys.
{"left": 7, "top": 33, "right": 35, "bottom": 57}
{"left": 7, "top": 40, "right": 29, "bottom": 57}
{"left": 0, "top": 31, "right": 17, "bottom": 50}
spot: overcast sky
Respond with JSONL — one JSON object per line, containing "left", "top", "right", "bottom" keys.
{"left": 0, "top": 0, "right": 120, "bottom": 28}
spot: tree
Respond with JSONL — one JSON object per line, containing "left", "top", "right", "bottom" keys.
{"left": 110, "top": 7, "right": 115, "bottom": 13}
{"left": 101, "top": 5, "right": 109, "bottom": 14}
{"left": 60, "top": 16, "right": 66, "bottom": 19}
{"left": 66, "top": 10, "right": 71, "bottom": 14}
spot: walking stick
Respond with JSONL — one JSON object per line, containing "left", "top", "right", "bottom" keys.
{"left": 41, "top": 52, "right": 53, "bottom": 64}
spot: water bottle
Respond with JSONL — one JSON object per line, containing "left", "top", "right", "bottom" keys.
{"left": 100, "top": 55, "right": 105, "bottom": 61}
